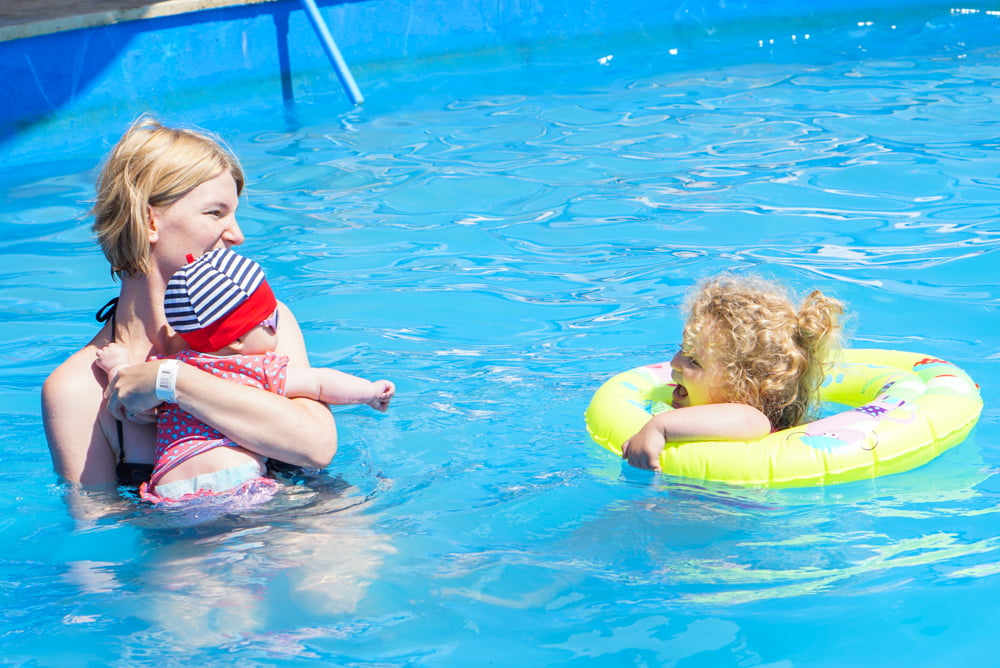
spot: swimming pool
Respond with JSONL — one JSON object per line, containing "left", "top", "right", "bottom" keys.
{"left": 2, "top": 1, "right": 999, "bottom": 664}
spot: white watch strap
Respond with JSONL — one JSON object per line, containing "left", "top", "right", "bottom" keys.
{"left": 155, "top": 359, "right": 179, "bottom": 402}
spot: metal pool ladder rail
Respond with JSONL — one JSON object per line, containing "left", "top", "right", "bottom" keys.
{"left": 300, "top": 0, "right": 364, "bottom": 105}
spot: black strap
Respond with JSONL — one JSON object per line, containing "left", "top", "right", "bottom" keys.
{"left": 95, "top": 297, "right": 119, "bottom": 325}
{"left": 96, "top": 297, "right": 127, "bottom": 467}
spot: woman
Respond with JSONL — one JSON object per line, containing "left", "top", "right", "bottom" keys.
{"left": 42, "top": 115, "right": 338, "bottom": 488}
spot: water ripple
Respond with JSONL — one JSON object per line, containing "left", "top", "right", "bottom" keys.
{"left": 4, "top": 10, "right": 1000, "bottom": 661}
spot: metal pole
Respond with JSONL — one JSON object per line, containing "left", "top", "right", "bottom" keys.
{"left": 300, "top": 0, "right": 364, "bottom": 105}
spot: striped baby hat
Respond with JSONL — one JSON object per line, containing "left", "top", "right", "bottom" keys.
{"left": 164, "top": 248, "right": 277, "bottom": 352}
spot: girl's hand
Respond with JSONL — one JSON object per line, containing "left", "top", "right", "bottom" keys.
{"left": 366, "top": 380, "right": 395, "bottom": 412}
{"left": 621, "top": 418, "right": 666, "bottom": 471}
{"left": 104, "top": 360, "right": 162, "bottom": 425}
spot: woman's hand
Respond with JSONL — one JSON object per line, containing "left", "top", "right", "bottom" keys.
{"left": 104, "top": 360, "right": 162, "bottom": 425}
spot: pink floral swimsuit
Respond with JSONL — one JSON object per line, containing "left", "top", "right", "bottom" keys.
{"left": 143, "top": 350, "right": 289, "bottom": 501}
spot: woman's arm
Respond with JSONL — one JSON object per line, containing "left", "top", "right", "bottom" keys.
{"left": 621, "top": 403, "right": 772, "bottom": 471}
{"left": 42, "top": 344, "right": 121, "bottom": 487}
{"left": 105, "top": 302, "right": 339, "bottom": 469}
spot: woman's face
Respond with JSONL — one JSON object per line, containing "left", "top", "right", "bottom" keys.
{"left": 148, "top": 170, "right": 244, "bottom": 277}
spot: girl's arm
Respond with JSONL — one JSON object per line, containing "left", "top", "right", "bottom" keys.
{"left": 105, "top": 302, "right": 339, "bottom": 469}
{"left": 621, "top": 403, "right": 772, "bottom": 471}
{"left": 284, "top": 367, "right": 395, "bottom": 412}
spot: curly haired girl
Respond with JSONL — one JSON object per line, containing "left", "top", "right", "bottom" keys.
{"left": 622, "top": 273, "right": 844, "bottom": 471}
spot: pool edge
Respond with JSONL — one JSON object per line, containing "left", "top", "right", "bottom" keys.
{"left": 0, "top": 0, "right": 280, "bottom": 42}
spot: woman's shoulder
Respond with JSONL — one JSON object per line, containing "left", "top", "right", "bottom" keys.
{"left": 42, "top": 328, "right": 118, "bottom": 482}
{"left": 274, "top": 300, "right": 309, "bottom": 364}
{"left": 42, "top": 328, "right": 112, "bottom": 406}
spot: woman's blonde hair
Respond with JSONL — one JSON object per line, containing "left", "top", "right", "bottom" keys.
{"left": 91, "top": 115, "right": 245, "bottom": 278}
{"left": 682, "top": 274, "right": 844, "bottom": 429}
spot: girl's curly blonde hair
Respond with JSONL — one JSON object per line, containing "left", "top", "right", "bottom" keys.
{"left": 682, "top": 274, "right": 843, "bottom": 429}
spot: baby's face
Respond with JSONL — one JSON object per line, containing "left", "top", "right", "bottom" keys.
{"left": 238, "top": 322, "right": 279, "bottom": 356}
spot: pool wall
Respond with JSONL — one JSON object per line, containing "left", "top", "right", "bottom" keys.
{"left": 0, "top": 0, "right": 993, "bottom": 154}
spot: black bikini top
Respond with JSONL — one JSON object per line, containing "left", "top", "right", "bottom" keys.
{"left": 97, "top": 297, "right": 154, "bottom": 486}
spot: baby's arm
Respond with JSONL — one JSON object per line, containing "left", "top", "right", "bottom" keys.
{"left": 94, "top": 342, "right": 133, "bottom": 384}
{"left": 283, "top": 367, "right": 395, "bottom": 412}
{"left": 622, "top": 403, "right": 772, "bottom": 471}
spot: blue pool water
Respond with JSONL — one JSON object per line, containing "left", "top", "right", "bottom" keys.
{"left": 2, "top": 4, "right": 1000, "bottom": 665}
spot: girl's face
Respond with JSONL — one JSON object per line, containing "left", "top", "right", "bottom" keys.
{"left": 670, "top": 338, "right": 727, "bottom": 409}
{"left": 148, "top": 171, "right": 244, "bottom": 278}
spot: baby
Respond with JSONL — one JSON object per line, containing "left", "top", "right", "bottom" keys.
{"left": 622, "top": 273, "right": 843, "bottom": 470}
{"left": 97, "top": 248, "right": 394, "bottom": 502}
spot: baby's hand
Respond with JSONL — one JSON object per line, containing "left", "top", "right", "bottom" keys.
{"left": 366, "top": 380, "right": 395, "bottom": 412}
{"left": 95, "top": 342, "right": 131, "bottom": 375}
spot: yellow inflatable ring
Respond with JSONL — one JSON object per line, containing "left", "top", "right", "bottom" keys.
{"left": 585, "top": 349, "right": 983, "bottom": 487}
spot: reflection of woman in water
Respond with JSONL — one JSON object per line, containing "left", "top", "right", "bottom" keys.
{"left": 43, "top": 115, "right": 337, "bottom": 489}
{"left": 134, "top": 475, "right": 395, "bottom": 644}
